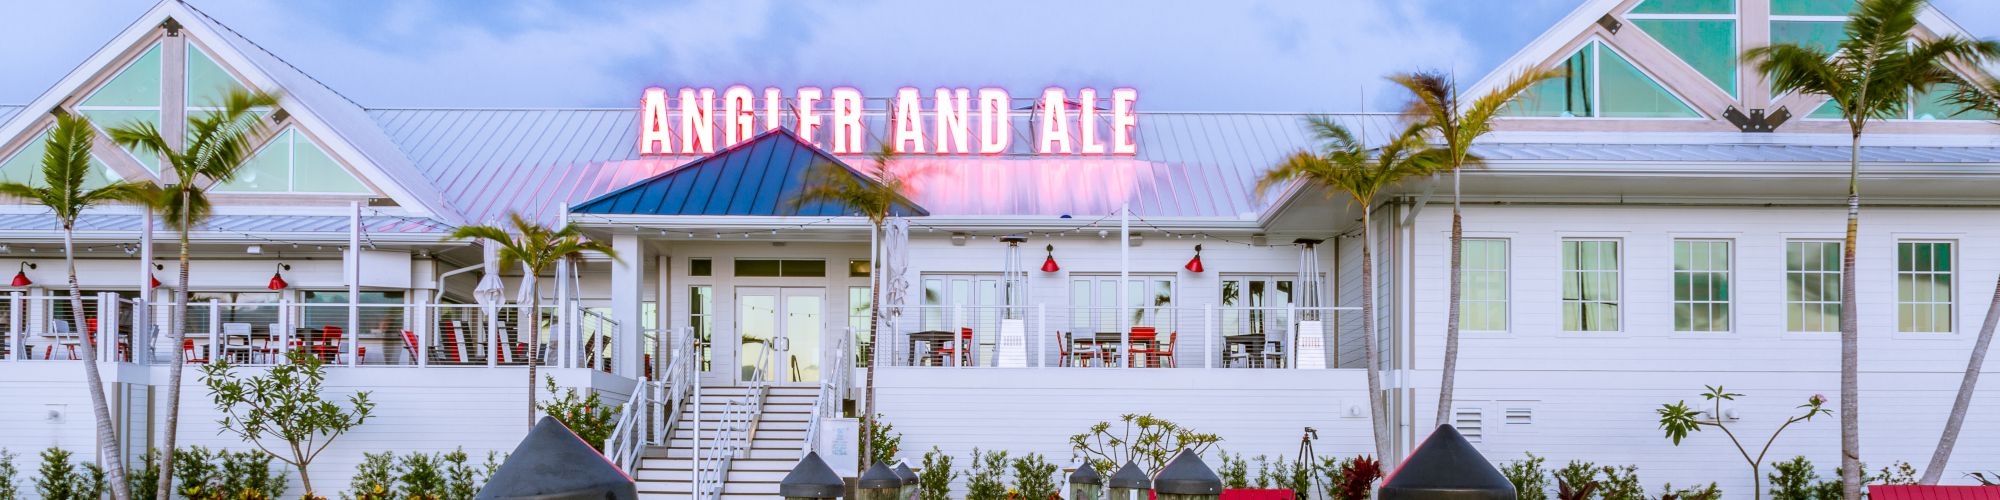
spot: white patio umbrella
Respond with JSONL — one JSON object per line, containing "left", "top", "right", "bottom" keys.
{"left": 474, "top": 242, "right": 506, "bottom": 363}
{"left": 880, "top": 218, "right": 911, "bottom": 364}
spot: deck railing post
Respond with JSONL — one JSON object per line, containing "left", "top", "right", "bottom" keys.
{"left": 1286, "top": 305, "right": 1298, "bottom": 369}
{"left": 1204, "top": 304, "right": 1215, "bottom": 369}
{"left": 1036, "top": 303, "right": 1047, "bottom": 368}
{"left": 278, "top": 297, "right": 293, "bottom": 365}
{"left": 208, "top": 299, "right": 222, "bottom": 364}
{"left": 7, "top": 292, "right": 20, "bottom": 361}
{"left": 132, "top": 296, "right": 149, "bottom": 364}
{"left": 416, "top": 302, "right": 430, "bottom": 368}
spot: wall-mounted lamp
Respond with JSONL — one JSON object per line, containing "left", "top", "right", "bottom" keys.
{"left": 1184, "top": 245, "right": 1205, "bottom": 273}
{"left": 1040, "top": 245, "right": 1061, "bottom": 273}
{"left": 10, "top": 262, "right": 35, "bottom": 287}
{"left": 267, "top": 263, "right": 291, "bottom": 290}
{"left": 246, "top": 244, "right": 263, "bottom": 255}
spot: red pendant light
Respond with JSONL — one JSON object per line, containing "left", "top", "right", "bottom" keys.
{"left": 9, "top": 262, "right": 32, "bottom": 287}
{"left": 149, "top": 274, "right": 162, "bottom": 289}
{"left": 1040, "top": 244, "right": 1061, "bottom": 273}
{"left": 267, "top": 263, "right": 290, "bottom": 291}
{"left": 1184, "top": 245, "right": 1205, "bottom": 273}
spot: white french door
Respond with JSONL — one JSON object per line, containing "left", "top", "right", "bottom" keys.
{"left": 735, "top": 287, "right": 825, "bottom": 385}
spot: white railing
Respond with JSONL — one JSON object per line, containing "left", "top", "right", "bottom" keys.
{"left": 603, "top": 327, "right": 696, "bottom": 475}
{"left": 801, "top": 328, "right": 853, "bottom": 457}
{"left": 875, "top": 304, "right": 1364, "bottom": 369}
{"left": 695, "top": 345, "right": 770, "bottom": 500}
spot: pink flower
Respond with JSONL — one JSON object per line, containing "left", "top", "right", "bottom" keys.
{"left": 1809, "top": 394, "right": 1827, "bottom": 406}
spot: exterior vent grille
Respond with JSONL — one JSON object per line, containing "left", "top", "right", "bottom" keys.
{"left": 1505, "top": 407, "right": 1534, "bottom": 425}
{"left": 1454, "top": 407, "right": 1484, "bottom": 442}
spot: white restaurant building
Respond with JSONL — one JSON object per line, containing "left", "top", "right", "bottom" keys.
{"left": 2, "top": 0, "right": 1999, "bottom": 497}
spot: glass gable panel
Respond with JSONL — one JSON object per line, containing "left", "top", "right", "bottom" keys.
{"left": 1772, "top": 0, "right": 1855, "bottom": 16}
{"left": 1771, "top": 21, "right": 1847, "bottom": 53}
{"left": 292, "top": 131, "right": 370, "bottom": 193}
{"left": 0, "top": 130, "right": 122, "bottom": 189}
{"left": 79, "top": 43, "right": 162, "bottom": 107}
{"left": 186, "top": 45, "right": 251, "bottom": 109}
{"left": 76, "top": 110, "right": 162, "bottom": 172}
{"left": 1506, "top": 47, "right": 1594, "bottom": 117}
{"left": 1598, "top": 45, "right": 1700, "bottom": 118}
{"left": 216, "top": 129, "right": 293, "bottom": 192}
{"left": 1631, "top": 0, "right": 1735, "bottom": 14}
{"left": 1914, "top": 84, "right": 1998, "bottom": 121}
{"left": 1632, "top": 19, "right": 1738, "bottom": 97}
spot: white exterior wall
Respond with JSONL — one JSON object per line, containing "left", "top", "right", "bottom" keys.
{"left": 1405, "top": 203, "right": 2000, "bottom": 491}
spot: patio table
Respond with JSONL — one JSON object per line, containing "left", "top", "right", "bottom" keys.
{"left": 906, "top": 330, "right": 959, "bottom": 366}
{"left": 1083, "top": 332, "right": 1160, "bottom": 367}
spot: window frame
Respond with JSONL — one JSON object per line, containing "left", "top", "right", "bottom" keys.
{"left": 1671, "top": 238, "right": 1735, "bottom": 333}
{"left": 1559, "top": 237, "right": 1624, "bottom": 334}
{"left": 1503, "top": 38, "right": 1707, "bottom": 120}
{"left": 1895, "top": 239, "right": 1957, "bottom": 335}
{"left": 1457, "top": 238, "right": 1513, "bottom": 334}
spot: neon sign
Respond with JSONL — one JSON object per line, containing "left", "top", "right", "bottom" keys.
{"left": 638, "top": 86, "right": 1137, "bottom": 156}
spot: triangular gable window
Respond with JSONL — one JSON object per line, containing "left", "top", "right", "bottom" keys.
{"left": 0, "top": 128, "right": 123, "bottom": 190}
{"left": 1630, "top": 19, "right": 1737, "bottom": 97}
{"left": 1772, "top": 0, "right": 1855, "bottom": 16}
{"left": 186, "top": 43, "right": 251, "bottom": 109}
{"left": 1505, "top": 41, "right": 1700, "bottom": 118}
{"left": 1629, "top": 0, "right": 1732, "bottom": 14}
{"left": 75, "top": 42, "right": 163, "bottom": 173}
{"left": 215, "top": 127, "right": 371, "bottom": 194}
{"left": 1805, "top": 82, "right": 1999, "bottom": 121}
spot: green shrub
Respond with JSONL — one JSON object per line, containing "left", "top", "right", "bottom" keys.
{"left": 1598, "top": 464, "right": 1644, "bottom": 500}
{"left": 397, "top": 452, "right": 448, "bottom": 500}
{"left": 1769, "top": 456, "right": 1830, "bottom": 500}
{"left": 35, "top": 447, "right": 103, "bottom": 500}
{"left": 345, "top": 452, "right": 398, "bottom": 500}
{"left": 537, "top": 377, "right": 620, "bottom": 453}
{"left": 1249, "top": 455, "right": 1309, "bottom": 497}
{"left": 219, "top": 449, "right": 289, "bottom": 499}
{"left": 918, "top": 447, "right": 956, "bottom": 500}
{"left": 1660, "top": 482, "right": 1722, "bottom": 500}
{"left": 130, "top": 449, "right": 160, "bottom": 500}
{"left": 1554, "top": 460, "right": 1599, "bottom": 500}
{"left": 1068, "top": 414, "right": 1220, "bottom": 475}
{"left": 1322, "top": 455, "right": 1383, "bottom": 500}
{"left": 964, "top": 448, "right": 1010, "bottom": 500}
{"left": 1218, "top": 451, "right": 1249, "bottom": 489}
{"left": 867, "top": 415, "right": 903, "bottom": 466}
{"left": 1011, "top": 453, "right": 1059, "bottom": 500}
{"left": 0, "top": 449, "right": 20, "bottom": 500}
{"left": 346, "top": 449, "right": 500, "bottom": 500}
{"left": 1501, "top": 453, "right": 1549, "bottom": 500}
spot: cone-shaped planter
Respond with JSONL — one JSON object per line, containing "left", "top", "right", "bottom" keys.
{"left": 474, "top": 416, "right": 636, "bottom": 500}
{"left": 1379, "top": 425, "right": 1514, "bottom": 500}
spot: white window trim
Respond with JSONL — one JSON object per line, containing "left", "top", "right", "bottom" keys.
{"left": 1557, "top": 237, "right": 1626, "bottom": 336}
{"left": 1455, "top": 238, "right": 1513, "bottom": 336}
{"left": 1779, "top": 236, "right": 1845, "bottom": 340}
{"left": 1670, "top": 238, "right": 1736, "bottom": 335}
{"left": 1893, "top": 238, "right": 1961, "bottom": 338}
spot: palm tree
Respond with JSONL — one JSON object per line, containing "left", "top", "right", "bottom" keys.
{"left": 109, "top": 88, "right": 279, "bottom": 500}
{"left": 0, "top": 114, "right": 157, "bottom": 500}
{"left": 1390, "top": 67, "right": 1560, "bottom": 429}
{"left": 1257, "top": 118, "right": 1443, "bottom": 461}
{"left": 789, "top": 144, "right": 920, "bottom": 470}
{"left": 1921, "top": 78, "right": 2000, "bottom": 484}
{"left": 448, "top": 213, "right": 616, "bottom": 428}
{"left": 1744, "top": 0, "right": 1998, "bottom": 494}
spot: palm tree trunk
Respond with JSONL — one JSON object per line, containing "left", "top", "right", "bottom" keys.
{"left": 1360, "top": 206, "right": 1391, "bottom": 461}
{"left": 1436, "top": 170, "right": 1464, "bottom": 428}
{"left": 65, "top": 227, "right": 130, "bottom": 500}
{"left": 1921, "top": 273, "right": 2000, "bottom": 483}
{"left": 1839, "top": 132, "right": 1862, "bottom": 500}
{"left": 861, "top": 223, "right": 880, "bottom": 471}
{"left": 157, "top": 199, "right": 191, "bottom": 500}
{"left": 528, "top": 291, "right": 541, "bottom": 429}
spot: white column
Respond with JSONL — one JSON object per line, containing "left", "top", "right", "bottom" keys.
{"left": 611, "top": 233, "right": 646, "bottom": 379}
{"left": 1118, "top": 203, "right": 1130, "bottom": 368}
{"left": 139, "top": 208, "right": 155, "bottom": 357}
{"left": 655, "top": 254, "right": 671, "bottom": 372}
{"left": 556, "top": 256, "right": 572, "bottom": 369}
{"left": 347, "top": 201, "right": 361, "bottom": 366}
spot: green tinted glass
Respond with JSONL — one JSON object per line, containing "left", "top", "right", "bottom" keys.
{"left": 79, "top": 44, "right": 161, "bottom": 107}
{"left": 1506, "top": 47, "right": 1594, "bottom": 117}
{"left": 216, "top": 129, "right": 293, "bottom": 192}
{"left": 292, "top": 131, "right": 370, "bottom": 193}
{"left": 1633, "top": 19, "right": 1737, "bottom": 96}
{"left": 0, "top": 130, "right": 121, "bottom": 189}
{"left": 77, "top": 109, "right": 162, "bottom": 172}
{"left": 1598, "top": 46, "right": 1700, "bottom": 118}
{"left": 1913, "top": 84, "right": 1999, "bottom": 121}
{"left": 1771, "top": 21, "right": 1846, "bottom": 53}
{"left": 186, "top": 45, "right": 250, "bottom": 109}
{"left": 1630, "top": 0, "right": 1734, "bottom": 14}
{"left": 1772, "top": 0, "right": 1855, "bottom": 16}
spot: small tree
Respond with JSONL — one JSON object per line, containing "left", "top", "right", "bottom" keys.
{"left": 1068, "top": 413, "right": 1221, "bottom": 474}
{"left": 202, "top": 350, "right": 376, "bottom": 496}
{"left": 536, "top": 377, "right": 620, "bottom": 452}
{"left": 1658, "top": 386, "right": 1830, "bottom": 500}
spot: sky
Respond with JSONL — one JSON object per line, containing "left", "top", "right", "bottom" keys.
{"left": 1, "top": 0, "right": 1996, "bottom": 112}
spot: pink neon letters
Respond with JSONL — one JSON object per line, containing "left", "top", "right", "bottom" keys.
{"left": 635, "top": 86, "right": 1137, "bottom": 156}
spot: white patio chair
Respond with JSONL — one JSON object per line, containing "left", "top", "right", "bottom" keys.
{"left": 222, "top": 323, "right": 253, "bottom": 363}
{"left": 1262, "top": 339, "right": 1285, "bottom": 369}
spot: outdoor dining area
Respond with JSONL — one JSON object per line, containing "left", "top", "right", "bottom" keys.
{"left": 888, "top": 306, "right": 1344, "bottom": 370}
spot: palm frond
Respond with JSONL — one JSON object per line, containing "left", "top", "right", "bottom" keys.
{"left": 1461, "top": 67, "right": 1564, "bottom": 143}
{"left": 158, "top": 188, "right": 214, "bottom": 233}
{"left": 1944, "top": 78, "right": 2000, "bottom": 117}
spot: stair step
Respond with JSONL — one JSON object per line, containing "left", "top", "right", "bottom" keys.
{"left": 643, "top": 446, "right": 803, "bottom": 460}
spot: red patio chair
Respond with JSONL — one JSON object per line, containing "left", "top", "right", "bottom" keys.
{"left": 438, "top": 320, "right": 465, "bottom": 364}
{"left": 932, "top": 327, "right": 975, "bottom": 366}
{"left": 1126, "top": 327, "right": 1159, "bottom": 367}
{"left": 400, "top": 330, "right": 420, "bottom": 364}
{"left": 182, "top": 339, "right": 209, "bottom": 364}
{"left": 1056, "top": 331, "right": 1075, "bottom": 367}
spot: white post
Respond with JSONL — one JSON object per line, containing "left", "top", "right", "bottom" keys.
{"left": 278, "top": 296, "right": 293, "bottom": 364}
{"left": 416, "top": 295, "right": 430, "bottom": 368}
{"left": 1287, "top": 304, "right": 1298, "bottom": 369}
{"left": 611, "top": 233, "right": 646, "bottom": 379}
{"left": 208, "top": 299, "right": 222, "bottom": 363}
{"left": 556, "top": 257, "right": 572, "bottom": 369}
{"left": 1118, "top": 204, "right": 1130, "bottom": 368}
{"left": 132, "top": 296, "right": 149, "bottom": 364}
{"left": 348, "top": 201, "right": 362, "bottom": 366}
{"left": 8, "top": 292, "right": 21, "bottom": 360}
{"left": 1204, "top": 304, "right": 1215, "bottom": 369}
{"left": 140, "top": 207, "right": 154, "bottom": 360}
{"left": 1036, "top": 303, "right": 1047, "bottom": 368}
{"left": 656, "top": 254, "right": 671, "bottom": 376}
{"left": 95, "top": 293, "right": 111, "bottom": 363}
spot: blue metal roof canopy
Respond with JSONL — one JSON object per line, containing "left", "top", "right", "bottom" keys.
{"left": 572, "top": 128, "right": 928, "bottom": 217}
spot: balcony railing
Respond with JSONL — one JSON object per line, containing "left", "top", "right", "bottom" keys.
{"left": 873, "top": 304, "right": 1364, "bottom": 369}
{"left": 1, "top": 291, "right": 620, "bottom": 372}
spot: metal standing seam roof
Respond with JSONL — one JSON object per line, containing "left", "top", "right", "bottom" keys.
{"left": 572, "top": 128, "right": 928, "bottom": 217}
{"left": 0, "top": 213, "right": 455, "bottom": 234}
{"left": 371, "top": 108, "right": 1408, "bottom": 221}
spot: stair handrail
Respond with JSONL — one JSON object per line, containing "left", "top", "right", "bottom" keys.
{"left": 696, "top": 342, "right": 770, "bottom": 500}
{"left": 602, "top": 326, "right": 695, "bottom": 475}
{"left": 801, "top": 328, "right": 853, "bottom": 457}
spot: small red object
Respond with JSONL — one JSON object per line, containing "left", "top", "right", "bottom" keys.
{"left": 1040, "top": 244, "right": 1061, "bottom": 273}
{"left": 267, "top": 263, "right": 289, "bottom": 290}
{"left": 149, "top": 274, "right": 162, "bottom": 289}
{"left": 1184, "top": 245, "right": 1205, "bottom": 273}
{"left": 9, "top": 271, "right": 28, "bottom": 287}
{"left": 1870, "top": 485, "right": 2000, "bottom": 500}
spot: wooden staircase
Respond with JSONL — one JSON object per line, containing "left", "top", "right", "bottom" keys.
{"left": 634, "top": 385, "right": 821, "bottom": 498}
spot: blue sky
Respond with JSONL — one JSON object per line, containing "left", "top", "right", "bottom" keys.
{"left": 3, "top": 0, "right": 1996, "bottom": 112}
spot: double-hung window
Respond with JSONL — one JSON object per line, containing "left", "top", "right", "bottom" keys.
{"left": 1459, "top": 239, "right": 1510, "bottom": 332}
{"left": 1673, "top": 240, "right": 1731, "bottom": 332}
{"left": 1898, "top": 241, "right": 1954, "bottom": 333}
{"left": 1785, "top": 241, "right": 1842, "bottom": 332}
{"left": 1561, "top": 239, "right": 1621, "bottom": 332}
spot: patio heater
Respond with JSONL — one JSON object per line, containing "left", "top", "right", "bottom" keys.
{"left": 1294, "top": 238, "right": 1328, "bottom": 369}
{"left": 995, "top": 236, "right": 1030, "bottom": 367}
{"left": 857, "top": 462, "right": 903, "bottom": 500}
{"left": 1152, "top": 449, "right": 1223, "bottom": 500}
{"left": 780, "top": 452, "right": 846, "bottom": 499}
{"left": 1068, "top": 463, "right": 1104, "bottom": 500}
{"left": 1106, "top": 460, "right": 1151, "bottom": 500}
